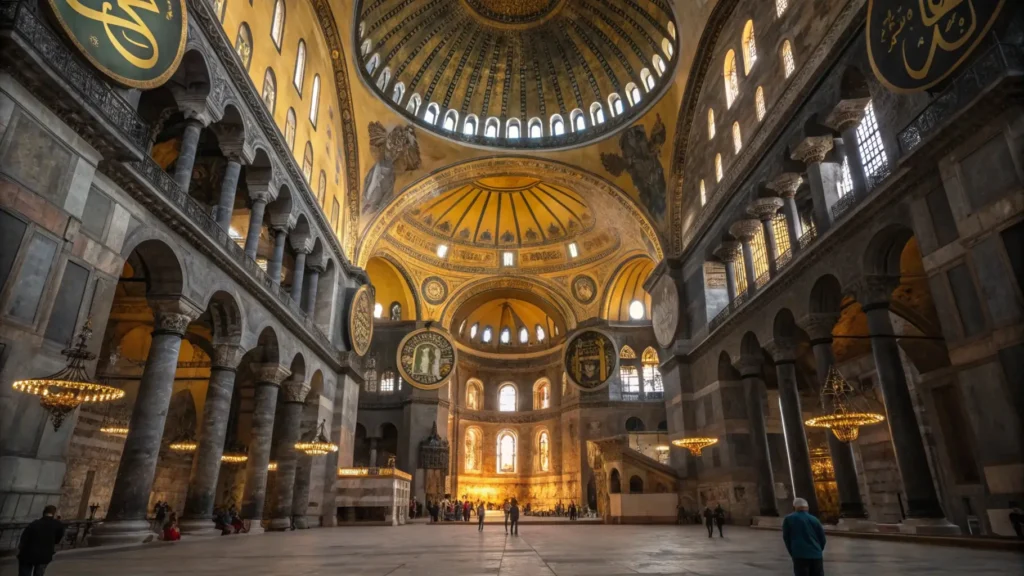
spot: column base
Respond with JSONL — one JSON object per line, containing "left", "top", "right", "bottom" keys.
{"left": 267, "top": 517, "right": 292, "bottom": 531}
{"left": 293, "top": 516, "right": 309, "bottom": 529}
{"left": 896, "top": 517, "right": 962, "bottom": 536}
{"left": 751, "top": 516, "right": 784, "bottom": 528}
{"left": 833, "top": 518, "right": 878, "bottom": 532}
{"left": 179, "top": 517, "right": 221, "bottom": 536}
{"left": 88, "top": 520, "right": 158, "bottom": 547}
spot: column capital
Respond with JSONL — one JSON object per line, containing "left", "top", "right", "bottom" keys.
{"left": 768, "top": 173, "right": 804, "bottom": 198}
{"left": 150, "top": 298, "right": 202, "bottom": 336}
{"left": 290, "top": 234, "right": 314, "bottom": 254}
{"left": 791, "top": 135, "right": 835, "bottom": 165}
{"left": 736, "top": 356, "right": 763, "bottom": 378}
{"left": 246, "top": 168, "right": 275, "bottom": 201}
{"left": 713, "top": 241, "right": 743, "bottom": 263}
{"left": 251, "top": 363, "right": 291, "bottom": 386}
{"left": 824, "top": 98, "right": 871, "bottom": 133}
{"left": 849, "top": 275, "right": 900, "bottom": 311}
{"left": 281, "top": 378, "right": 311, "bottom": 403}
{"left": 211, "top": 124, "right": 250, "bottom": 163}
{"left": 764, "top": 338, "right": 799, "bottom": 363}
{"left": 211, "top": 343, "right": 245, "bottom": 371}
{"left": 267, "top": 211, "right": 297, "bottom": 232}
{"left": 728, "top": 219, "right": 762, "bottom": 242}
{"left": 747, "top": 197, "right": 784, "bottom": 221}
{"left": 798, "top": 313, "right": 839, "bottom": 343}
{"left": 306, "top": 262, "right": 326, "bottom": 274}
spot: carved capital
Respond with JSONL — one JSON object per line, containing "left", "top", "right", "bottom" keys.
{"left": 736, "top": 356, "right": 762, "bottom": 378}
{"left": 251, "top": 363, "right": 291, "bottom": 386}
{"left": 791, "top": 135, "right": 835, "bottom": 165}
{"left": 764, "top": 338, "right": 799, "bottom": 363}
{"left": 290, "top": 234, "right": 314, "bottom": 254}
{"left": 150, "top": 298, "right": 202, "bottom": 336}
{"left": 211, "top": 124, "right": 249, "bottom": 162}
{"left": 768, "top": 173, "right": 804, "bottom": 198}
{"left": 211, "top": 344, "right": 245, "bottom": 370}
{"left": 266, "top": 211, "right": 297, "bottom": 232}
{"left": 245, "top": 168, "right": 275, "bottom": 201}
{"left": 747, "top": 197, "right": 784, "bottom": 221}
{"left": 729, "top": 219, "right": 762, "bottom": 241}
{"left": 824, "top": 98, "right": 871, "bottom": 133}
{"left": 281, "top": 378, "right": 311, "bottom": 403}
{"left": 849, "top": 275, "right": 900, "bottom": 311}
{"left": 798, "top": 313, "right": 839, "bottom": 343}
{"left": 713, "top": 241, "right": 742, "bottom": 263}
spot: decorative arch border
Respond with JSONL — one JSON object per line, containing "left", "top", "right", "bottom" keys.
{"left": 438, "top": 275, "right": 579, "bottom": 333}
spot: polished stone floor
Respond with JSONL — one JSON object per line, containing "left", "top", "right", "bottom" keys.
{"left": 3, "top": 524, "right": 1021, "bottom": 575}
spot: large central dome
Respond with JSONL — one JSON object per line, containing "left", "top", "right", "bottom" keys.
{"left": 354, "top": 0, "right": 680, "bottom": 150}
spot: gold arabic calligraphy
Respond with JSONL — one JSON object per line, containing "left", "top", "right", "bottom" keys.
{"left": 879, "top": 0, "right": 977, "bottom": 80}
{"left": 64, "top": 0, "right": 166, "bottom": 69}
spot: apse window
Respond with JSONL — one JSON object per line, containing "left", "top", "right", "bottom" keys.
{"left": 519, "top": 327, "right": 529, "bottom": 344}
{"left": 653, "top": 54, "right": 666, "bottom": 76}
{"left": 373, "top": 302, "right": 383, "bottom": 318}
{"left": 482, "top": 326, "right": 493, "bottom": 343}
{"left": 591, "top": 102, "right": 606, "bottom": 125}
{"left": 470, "top": 322, "right": 479, "bottom": 339}
{"left": 568, "top": 242, "right": 578, "bottom": 258}
{"left": 499, "top": 385, "right": 517, "bottom": 412}
{"left": 529, "top": 118, "right": 543, "bottom": 138}
{"left": 500, "top": 327, "right": 511, "bottom": 344}
{"left": 626, "top": 83, "right": 641, "bottom": 106}
{"left": 507, "top": 119, "right": 521, "bottom": 139}
{"left": 609, "top": 94, "right": 624, "bottom": 117}
{"left": 502, "top": 251, "right": 514, "bottom": 267}
{"left": 536, "top": 325, "right": 546, "bottom": 342}
{"left": 572, "top": 109, "right": 585, "bottom": 132}
{"left": 463, "top": 115, "right": 478, "bottom": 136}
{"left": 443, "top": 110, "right": 459, "bottom": 131}
{"left": 436, "top": 244, "right": 448, "bottom": 259}
{"left": 424, "top": 103, "right": 440, "bottom": 124}
{"left": 628, "top": 299, "right": 646, "bottom": 320}
{"left": 641, "top": 68, "right": 655, "bottom": 92}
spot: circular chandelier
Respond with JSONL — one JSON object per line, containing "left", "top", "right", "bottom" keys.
{"left": 267, "top": 461, "right": 278, "bottom": 472}
{"left": 168, "top": 434, "right": 198, "bottom": 453}
{"left": 295, "top": 419, "right": 338, "bottom": 456}
{"left": 12, "top": 320, "right": 124, "bottom": 430}
{"left": 221, "top": 441, "right": 248, "bottom": 464}
{"left": 99, "top": 403, "right": 130, "bottom": 436}
{"left": 805, "top": 366, "right": 884, "bottom": 443}
{"left": 671, "top": 437, "right": 719, "bottom": 456}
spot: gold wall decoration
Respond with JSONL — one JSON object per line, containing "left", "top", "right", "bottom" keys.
{"left": 571, "top": 275, "right": 597, "bottom": 304}
{"left": 563, "top": 329, "right": 617, "bottom": 392}
{"left": 348, "top": 284, "right": 375, "bottom": 356}
{"left": 48, "top": 0, "right": 188, "bottom": 89}
{"left": 867, "top": 0, "right": 1006, "bottom": 93}
{"left": 397, "top": 327, "right": 457, "bottom": 390}
{"left": 421, "top": 276, "right": 449, "bottom": 305}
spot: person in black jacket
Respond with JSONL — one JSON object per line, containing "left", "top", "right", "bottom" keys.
{"left": 18, "top": 505, "right": 65, "bottom": 576}
{"left": 702, "top": 506, "right": 714, "bottom": 538}
{"left": 509, "top": 498, "right": 520, "bottom": 536}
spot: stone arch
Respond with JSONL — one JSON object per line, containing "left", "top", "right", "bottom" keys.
{"left": 440, "top": 276, "right": 577, "bottom": 331}
{"left": 168, "top": 49, "right": 213, "bottom": 115}
{"left": 839, "top": 65, "right": 872, "bottom": 100}
{"left": 204, "top": 289, "right": 245, "bottom": 344}
{"left": 625, "top": 416, "right": 645, "bottom": 432}
{"left": 120, "top": 237, "right": 188, "bottom": 298}
{"left": 740, "top": 331, "right": 762, "bottom": 360}
{"left": 772, "top": 308, "right": 799, "bottom": 341}
{"left": 809, "top": 274, "right": 844, "bottom": 315}
{"left": 466, "top": 378, "right": 484, "bottom": 410}
{"left": 268, "top": 184, "right": 295, "bottom": 227}
{"left": 287, "top": 352, "right": 307, "bottom": 384}
{"left": 609, "top": 468, "right": 622, "bottom": 494}
{"left": 629, "top": 475, "right": 644, "bottom": 494}
{"left": 717, "top": 351, "right": 740, "bottom": 381}
{"left": 252, "top": 326, "right": 281, "bottom": 364}
{"left": 863, "top": 224, "right": 915, "bottom": 277}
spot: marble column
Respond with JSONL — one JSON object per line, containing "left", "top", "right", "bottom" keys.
{"left": 173, "top": 119, "right": 204, "bottom": 191}
{"left": 90, "top": 300, "right": 200, "bottom": 546}
{"left": 181, "top": 344, "right": 244, "bottom": 534}
{"left": 243, "top": 194, "right": 270, "bottom": 259}
{"left": 767, "top": 340, "right": 818, "bottom": 517}
{"left": 792, "top": 136, "right": 837, "bottom": 234}
{"left": 302, "top": 265, "right": 322, "bottom": 316}
{"left": 825, "top": 98, "right": 870, "bottom": 196}
{"left": 856, "top": 277, "right": 947, "bottom": 520}
{"left": 291, "top": 446, "right": 313, "bottom": 529}
{"left": 290, "top": 250, "right": 308, "bottom": 303}
{"left": 266, "top": 227, "right": 288, "bottom": 287}
{"left": 730, "top": 219, "right": 761, "bottom": 295}
{"left": 800, "top": 313, "right": 867, "bottom": 519}
{"left": 714, "top": 241, "right": 742, "bottom": 302}
{"left": 749, "top": 197, "right": 784, "bottom": 275}
{"left": 769, "top": 173, "right": 804, "bottom": 252}
{"left": 737, "top": 357, "right": 779, "bottom": 517}
{"left": 215, "top": 158, "right": 243, "bottom": 231}
{"left": 369, "top": 438, "right": 379, "bottom": 468}
{"left": 269, "top": 378, "right": 311, "bottom": 530}
{"left": 241, "top": 364, "right": 290, "bottom": 527}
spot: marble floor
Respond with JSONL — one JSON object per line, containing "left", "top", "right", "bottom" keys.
{"left": 3, "top": 524, "right": 1021, "bottom": 576}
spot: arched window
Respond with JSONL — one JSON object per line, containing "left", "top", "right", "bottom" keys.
{"left": 662, "top": 38, "right": 674, "bottom": 59}
{"left": 620, "top": 345, "right": 636, "bottom": 359}
{"left": 715, "top": 154, "right": 723, "bottom": 182}
{"left": 407, "top": 93, "right": 422, "bottom": 115}
{"left": 755, "top": 86, "right": 766, "bottom": 121}
{"left": 309, "top": 74, "right": 321, "bottom": 126}
{"left": 535, "top": 324, "right": 545, "bottom": 342}
{"left": 463, "top": 114, "right": 478, "bottom": 136}
{"left": 518, "top": 326, "right": 529, "bottom": 343}
{"left": 376, "top": 67, "right": 391, "bottom": 90}
{"left": 628, "top": 300, "right": 645, "bottom": 320}
{"left": 641, "top": 68, "right": 655, "bottom": 92}
{"left": 653, "top": 54, "right": 666, "bottom": 76}
{"left": 621, "top": 355, "right": 640, "bottom": 395}
{"left": 724, "top": 50, "right": 739, "bottom": 107}
{"left": 360, "top": 38, "right": 372, "bottom": 57}
{"left": 380, "top": 370, "right": 396, "bottom": 393}
{"left": 293, "top": 40, "right": 306, "bottom": 93}
{"left": 537, "top": 430, "right": 550, "bottom": 472}
{"left": 270, "top": 0, "right": 285, "bottom": 49}
{"left": 497, "top": 431, "right": 516, "bottom": 473}
{"left": 482, "top": 325, "right": 493, "bottom": 343}
{"left": 610, "top": 469, "right": 622, "bottom": 493}
{"left": 550, "top": 114, "right": 565, "bottom": 136}
{"left": 667, "top": 22, "right": 676, "bottom": 39}
{"left": 570, "top": 109, "right": 585, "bottom": 132}
{"left": 856, "top": 101, "right": 887, "bottom": 179}
{"left": 465, "top": 427, "right": 482, "bottom": 471}
{"left": 642, "top": 347, "right": 663, "bottom": 394}
{"left": 442, "top": 110, "right": 458, "bottom": 131}
{"left": 366, "top": 53, "right": 380, "bottom": 75}
{"left": 470, "top": 322, "right": 479, "bottom": 339}
{"left": 625, "top": 416, "right": 645, "bottom": 432}
{"left": 776, "top": 0, "right": 788, "bottom": 17}
{"left": 528, "top": 118, "right": 543, "bottom": 138}
{"left": 261, "top": 68, "right": 276, "bottom": 114}
{"left": 424, "top": 103, "right": 440, "bottom": 124}
{"left": 629, "top": 475, "right": 644, "bottom": 494}
{"left": 782, "top": 40, "right": 795, "bottom": 77}
{"left": 317, "top": 171, "right": 327, "bottom": 207}
{"left": 626, "top": 83, "right": 641, "bottom": 106}
{"left": 707, "top": 108, "right": 716, "bottom": 140}
{"left": 467, "top": 380, "right": 483, "bottom": 410}
{"left": 301, "top": 142, "right": 313, "bottom": 183}
{"left": 533, "top": 379, "right": 550, "bottom": 410}
{"left": 699, "top": 179, "right": 706, "bottom": 206}
{"left": 609, "top": 94, "right": 624, "bottom": 116}
{"left": 285, "top": 108, "right": 296, "bottom": 150}
{"left": 499, "top": 384, "right": 516, "bottom": 412}
{"left": 235, "top": 23, "right": 252, "bottom": 70}
{"left": 590, "top": 102, "right": 606, "bottom": 125}
{"left": 373, "top": 302, "right": 383, "bottom": 318}
{"left": 484, "top": 117, "right": 500, "bottom": 138}
{"left": 506, "top": 118, "right": 521, "bottom": 139}
{"left": 389, "top": 302, "right": 401, "bottom": 321}
{"left": 732, "top": 122, "right": 742, "bottom": 153}
{"left": 392, "top": 82, "right": 405, "bottom": 103}
{"left": 742, "top": 20, "right": 757, "bottom": 74}
{"left": 499, "top": 327, "right": 511, "bottom": 344}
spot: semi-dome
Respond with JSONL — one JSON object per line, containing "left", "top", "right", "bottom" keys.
{"left": 354, "top": 0, "right": 680, "bottom": 150}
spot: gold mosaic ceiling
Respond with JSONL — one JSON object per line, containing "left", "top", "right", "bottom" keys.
{"left": 354, "top": 0, "right": 680, "bottom": 149}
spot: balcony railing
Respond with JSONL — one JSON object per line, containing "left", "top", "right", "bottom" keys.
{"left": 798, "top": 226, "right": 817, "bottom": 250}
{"left": 831, "top": 191, "right": 859, "bottom": 222}
{"left": 776, "top": 248, "right": 793, "bottom": 271}
{"left": 754, "top": 270, "right": 771, "bottom": 290}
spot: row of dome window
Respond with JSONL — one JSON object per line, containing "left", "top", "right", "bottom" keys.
{"left": 464, "top": 323, "right": 549, "bottom": 345}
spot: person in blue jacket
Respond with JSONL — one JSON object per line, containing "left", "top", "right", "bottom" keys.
{"left": 782, "top": 498, "right": 827, "bottom": 576}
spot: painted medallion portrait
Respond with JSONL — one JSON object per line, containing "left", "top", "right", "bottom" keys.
{"left": 397, "top": 328, "right": 456, "bottom": 390}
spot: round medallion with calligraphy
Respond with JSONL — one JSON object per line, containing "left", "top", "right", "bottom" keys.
{"left": 651, "top": 274, "right": 681, "bottom": 349}
{"left": 397, "top": 327, "right": 457, "bottom": 390}
{"left": 421, "top": 276, "right": 449, "bottom": 305}
{"left": 348, "top": 284, "right": 374, "bottom": 357}
{"left": 563, "top": 329, "right": 618, "bottom": 392}
{"left": 866, "top": 0, "right": 1006, "bottom": 93}
{"left": 48, "top": 0, "right": 188, "bottom": 89}
{"left": 571, "top": 275, "right": 597, "bottom": 304}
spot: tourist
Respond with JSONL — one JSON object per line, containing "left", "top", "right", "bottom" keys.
{"left": 454, "top": 500, "right": 462, "bottom": 521}
{"left": 782, "top": 498, "right": 827, "bottom": 576}
{"left": 464, "top": 500, "right": 472, "bottom": 522}
{"left": 477, "top": 502, "right": 486, "bottom": 532}
{"left": 503, "top": 499, "right": 511, "bottom": 534}
{"left": 163, "top": 513, "right": 181, "bottom": 542}
{"left": 1009, "top": 502, "right": 1023, "bottom": 539}
{"left": 714, "top": 504, "right": 725, "bottom": 537}
{"left": 509, "top": 498, "right": 520, "bottom": 536}
{"left": 568, "top": 501, "right": 576, "bottom": 521}
{"left": 17, "top": 505, "right": 65, "bottom": 576}
{"left": 702, "top": 506, "right": 714, "bottom": 538}
{"left": 153, "top": 501, "right": 166, "bottom": 531}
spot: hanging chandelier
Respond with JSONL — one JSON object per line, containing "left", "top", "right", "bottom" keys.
{"left": 671, "top": 436, "right": 719, "bottom": 456}
{"left": 267, "top": 461, "right": 278, "bottom": 472}
{"left": 295, "top": 419, "right": 338, "bottom": 456}
{"left": 805, "top": 366, "right": 884, "bottom": 443}
{"left": 221, "top": 441, "right": 248, "bottom": 464}
{"left": 99, "top": 402, "right": 130, "bottom": 436}
{"left": 809, "top": 447, "right": 834, "bottom": 482}
{"left": 168, "top": 431, "right": 198, "bottom": 452}
{"left": 12, "top": 319, "right": 125, "bottom": 430}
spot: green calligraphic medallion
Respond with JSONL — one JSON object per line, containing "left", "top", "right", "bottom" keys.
{"left": 48, "top": 0, "right": 188, "bottom": 89}
{"left": 867, "top": 0, "right": 1005, "bottom": 93}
